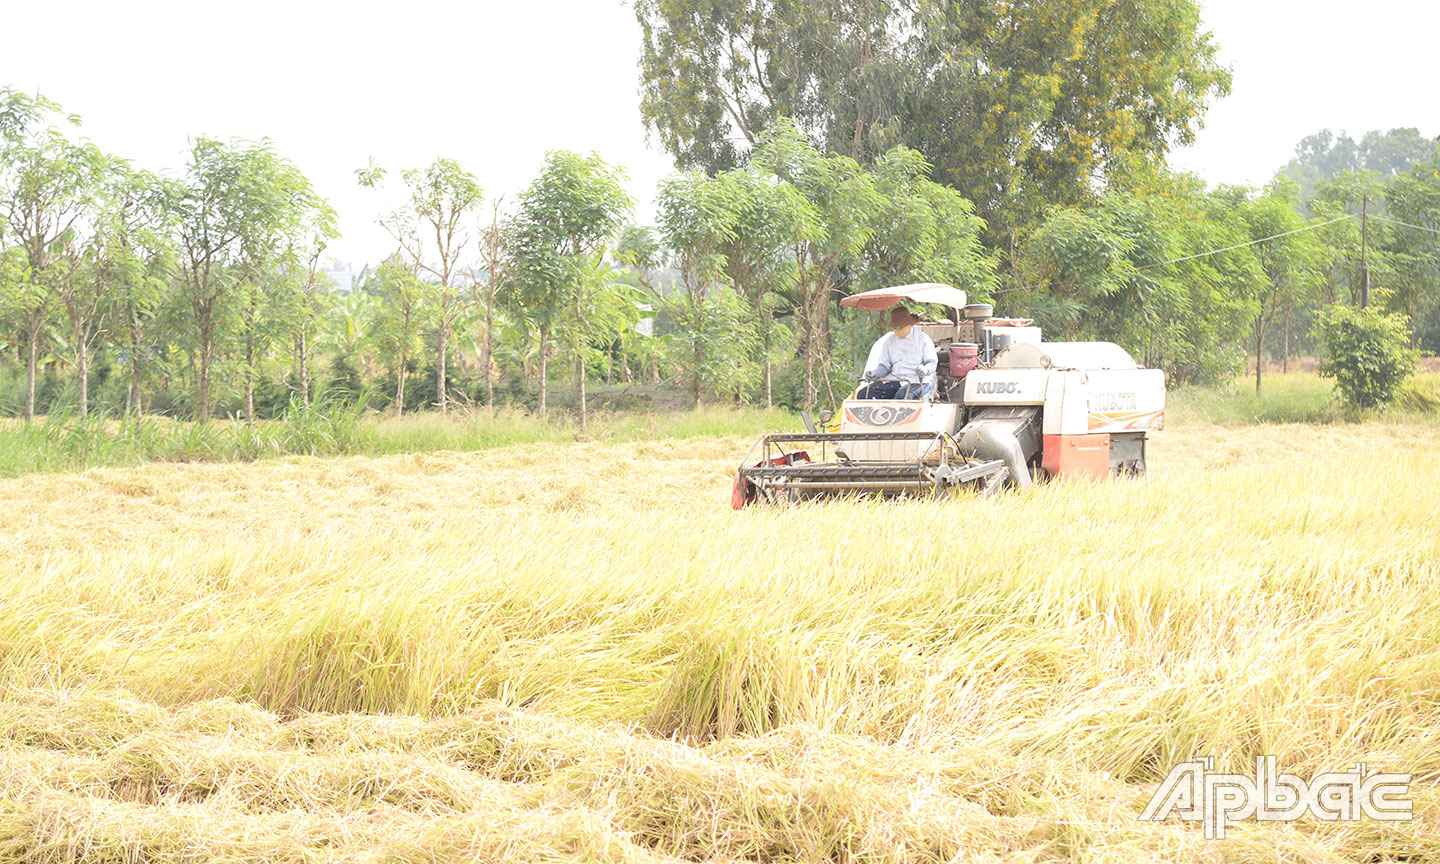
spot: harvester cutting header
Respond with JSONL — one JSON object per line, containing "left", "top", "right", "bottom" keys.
{"left": 732, "top": 283, "right": 1166, "bottom": 507}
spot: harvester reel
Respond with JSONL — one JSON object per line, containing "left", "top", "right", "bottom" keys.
{"left": 733, "top": 431, "right": 1008, "bottom": 508}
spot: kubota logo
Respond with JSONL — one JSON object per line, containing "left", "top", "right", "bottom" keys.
{"left": 976, "top": 380, "right": 1019, "bottom": 394}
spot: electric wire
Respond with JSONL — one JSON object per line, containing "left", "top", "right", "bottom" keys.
{"left": 1136, "top": 215, "right": 1355, "bottom": 269}
{"left": 1370, "top": 215, "right": 1440, "bottom": 236}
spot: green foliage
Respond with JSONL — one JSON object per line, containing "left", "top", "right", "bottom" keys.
{"left": 9, "top": 83, "right": 1439, "bottom": 433}
{"left": 510, "top": 151, "right": 633, "bottom": 325}
{"left": 508, "top": 151, "right": 633, "bottom": 418}
{"left": 1016, "top": 174, "right": 1264, "bottom": 385}
{"left": 360, "top": 157, "right": 483, "bottom": 412}
{"left": 1315, "top": 305, "right": 1416, "bottom": 408}
{"left": 367, "top": 257, "right": 434, "bottom": 412}
{"left": 861, "top": 147, "right": 996, "bottom": 296}
{"left": 168, "top": 137, "right": 326, "bottom": 419}
{"left": 636, "top": 0, "right": 1231, "bottom": 237}
{"left": 1279, "top": 128, "right": 1436, "bottom": 202}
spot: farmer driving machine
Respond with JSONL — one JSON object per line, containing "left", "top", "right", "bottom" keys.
{"left": 732, "top": 283, "right": 1166, "bottom": 507}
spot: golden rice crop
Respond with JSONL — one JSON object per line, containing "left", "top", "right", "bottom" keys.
{"left": 0, "top": 416, "right": 1437, "bottom": 862}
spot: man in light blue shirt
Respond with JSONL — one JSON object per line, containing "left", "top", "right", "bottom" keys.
{"left": 863, "top": 306, "right": 937, "bottom": 399}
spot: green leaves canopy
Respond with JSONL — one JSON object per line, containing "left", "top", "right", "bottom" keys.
{"left": 508, "top": 150, "right": 633, "bottom": 333}
{"left": 636, "top": 0, "right": 1231, "bottom": 238}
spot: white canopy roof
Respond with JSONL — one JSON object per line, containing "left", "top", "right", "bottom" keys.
{"left": 840, "top": 283, "right": 969, "bottom": 311}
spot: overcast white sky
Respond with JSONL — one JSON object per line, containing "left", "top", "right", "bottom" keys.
{"left": 3, "top": 0, "right": 1433, "bottom": 265}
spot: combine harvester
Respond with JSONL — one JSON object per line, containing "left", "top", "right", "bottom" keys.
{"left": 732, "top": 283, "right": 1165, "bottom": 507}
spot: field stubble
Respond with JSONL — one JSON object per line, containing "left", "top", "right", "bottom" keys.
{"left": 0, "top": 418, "right": 1438, "bottom": 861}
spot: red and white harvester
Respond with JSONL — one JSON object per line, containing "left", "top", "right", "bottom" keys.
{"left": 732, "top": 283, "right": 1166, "bottom": 507}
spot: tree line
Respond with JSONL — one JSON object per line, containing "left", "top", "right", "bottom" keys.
{"left": 0, "top": 92, "right": 998, "bottom": 423}
{"left": 3, "top": 56, "right": 1438, "bottom": 422}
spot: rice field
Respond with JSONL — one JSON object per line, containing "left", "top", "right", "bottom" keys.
{"left": 0, "top": 410, "right": 1438, "bottom": 861}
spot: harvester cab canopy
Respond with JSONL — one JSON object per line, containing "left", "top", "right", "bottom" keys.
{"left": 840, "top": 282, "right": 968, "bottom": 313}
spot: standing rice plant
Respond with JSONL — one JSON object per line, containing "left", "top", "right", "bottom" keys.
{"left": 648, "top": 620, "right": 819, "bottom": 741}
{"left": 241, "top": 590, "right": 459, "bottom": 718}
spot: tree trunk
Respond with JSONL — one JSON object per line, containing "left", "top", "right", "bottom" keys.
{"left": 483, "top": 293, "right": 495, "bottom": 410}
{"left": 692, "top": 298, "right": 703, "bottom": 409}
{"left": 77, "top": 347, "right": 89, "bottom": 419}
{"left": 803, "top": 294, "right": 821, "bottom": 409}
{"left": 437, "top": 313, "right": 449, "bottom": 414}
{"left": 804, "top": 349, "right": 815, "bottom": 409}
{"left": 127, "top": 361, "right": 141, "bottom": 416}
{"left": 1282, "top": 306, "right": 1290, "bottom": 375}
{"left": 1254, "top": 317, "right": 1264, "bottom": 396}
{"left": 800, "top": 278, "right": 816, "bottom": 409}
{"left": 577, "top": 351, "right": 588, "bottom": 431}
{"left": 245, "top": 329, "right": 256, "bottom": 422}
{"left": 198, "top": 333, "right": 213, "bottom": 422}
{"left": 762, "top": 310, "right": 773, "bottom": 409}
{"left": 574, "top": 294, "right": 587, "bottom": 429}
{"left": 24, "top": 328, "right": 38, "bottom": 423}
{"left": 299, "top": 329, "right": 311, "bottom": 407}
{"left": 395, "top": 354, "right": 408, "bottom": 415}
{"left": 538, "top": 324, "right": 549, "bottom": 417}
{"left": 123, "top": 331, "right": 140, "bottom": 416}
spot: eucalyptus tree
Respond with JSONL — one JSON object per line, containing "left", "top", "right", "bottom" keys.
{"left": 636, "top": 0, "right": 1230, "bottom": 239}
{"left": 232, "top": 150, "right": 327, "bottom": 421}
{"left": 1013, "top": 173, "right": 1264, "bottom": 385}
{"left": 0, "top": 100, "right": 104, "bottom": 420}
{"left": 1308, "top": 170, "right": 1393, "bottom": 309}
{"left": 860, "top": 147, "right": 994, "bottom": 293}
{"left": 358, "top": 158, "right": 483, "bottom": 413}
{"left": 0, "top": 89, "right": 66, "bottom": 143}
{"left": 1385, "top": 153, "right": 1440, "bottom": 346}
{"left": 54, "top": 158, "right": 113, "bottom": 418}
{"left": 508, "top": 151, "right": 632, "bottom": 424}
{"left": 1234, "top": 180, "right": 1325, "bottom": 393}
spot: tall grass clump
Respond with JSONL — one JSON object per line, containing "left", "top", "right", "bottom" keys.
{"left": 0, "top": 398, "right": 799, "bottom": 478}
{"left": 0, "top": 393, "right": 370, "bottom": 478}
{"left": 1171, "top": 370, "right": 1440, "bottom": 425}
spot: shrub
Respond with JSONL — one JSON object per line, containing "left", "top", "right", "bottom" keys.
{"left": 1315, "top": 305, "right": 1417, "bottom": 408}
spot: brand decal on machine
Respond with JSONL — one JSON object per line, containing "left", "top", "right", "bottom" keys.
{"left": 1092, "top": 392, "right": 1138, "bottom": 411}
{"left": 975, "top": 381, "right": 1020, "bottom": 395}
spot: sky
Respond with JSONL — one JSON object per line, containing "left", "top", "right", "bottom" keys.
{"left": 3, "top": 0, "right": 1434, "bottom": 266}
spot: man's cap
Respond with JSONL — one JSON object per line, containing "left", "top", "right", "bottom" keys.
{"left": 888, "top": 306, "right": 921, "bottom": 327}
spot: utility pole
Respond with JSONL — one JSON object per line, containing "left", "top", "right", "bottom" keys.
{"left": 1359, "top": 194, "right": 1370, "bottom": 308}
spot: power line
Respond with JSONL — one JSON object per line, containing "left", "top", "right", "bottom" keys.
{"left": 1370, "top": 214, "right": 1440, "bottom": 236}
{"left": 1136, "top": 215, "right": 1354, "bottom": 270}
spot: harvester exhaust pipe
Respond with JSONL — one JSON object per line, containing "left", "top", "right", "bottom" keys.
{"left": 959, "top": 421, "right": 1033, "bottom": 490}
